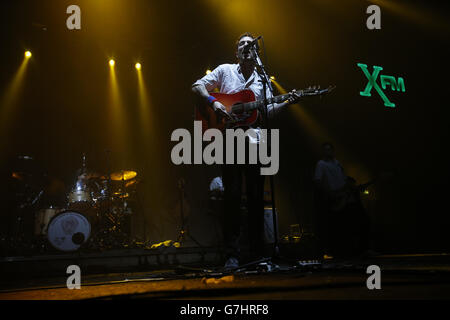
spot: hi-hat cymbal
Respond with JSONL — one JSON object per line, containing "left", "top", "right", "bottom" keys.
{"left": 110, "top": 170, "right": 137, "bottom": 181}
{"left": 125, "top": 179, "right": 139, "bottom": 188}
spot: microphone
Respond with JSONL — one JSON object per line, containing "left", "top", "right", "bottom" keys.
{"left": 243, "top": 35, "right": 262, "bottom": 52}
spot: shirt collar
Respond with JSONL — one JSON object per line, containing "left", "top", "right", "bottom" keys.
{"left": 236, "top": 63, "right": 258, "bottom": 82}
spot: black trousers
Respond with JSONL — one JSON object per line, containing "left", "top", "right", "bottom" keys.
{"left": 221, "top": 163, "right": 265, "bottom": 261}
{"left": 314, "top": 195, "right": 370, "bottom": 258}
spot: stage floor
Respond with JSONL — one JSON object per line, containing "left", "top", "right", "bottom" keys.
{"left": 1, "top": 252, "right": 450, "bottom": 300}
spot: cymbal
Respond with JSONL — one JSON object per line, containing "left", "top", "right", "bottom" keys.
{"left": 12, "top": 172, "right": 25, "bottom": 180}
{"left": 125, "top": 179, "right": 139, "bottom": 188}
{"left": 113, "top": 191, "right": 129, "bottom": 199}
{"left": 11, "top": 171, "right": 36, "bottom": 180}
{"left": 110, "top": 170, "right": 137, "bottom": 181}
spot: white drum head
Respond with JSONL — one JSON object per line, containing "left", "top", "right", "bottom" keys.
{"left": 47, "top": 211, "right": 91, "bottom": 252}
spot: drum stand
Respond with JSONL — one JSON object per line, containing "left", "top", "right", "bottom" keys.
{"left": 10, "top": 211, "right": 26, "bottom": 252}
{"left": 10, "top": 189, "right": 43, "bottom": 253}
{"left": 90, "top": 166, "right": 131, "bottom": 250}
{"left": 119, "top": 172, "right": 131, "bottom": 242}
{"left": 84, "top": 151, "right": 112, "bottom": 251}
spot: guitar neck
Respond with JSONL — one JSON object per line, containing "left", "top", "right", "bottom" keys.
{"left": 230, "top": 87, "right": 332, "bottom": 114}
{"left": 231, "top": 93, "right": 291, "bottom": 114}
{"left": 358, "top": 180, "right": 376, "bottom": 191}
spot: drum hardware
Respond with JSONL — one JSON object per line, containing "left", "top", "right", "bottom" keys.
{"left": 8, "top": 154, "right": 46, "bottom": 251}
{"left": 67, "top": 153, "right": 94, "bottom": 212}
{"left": 6, "top": 152, "right": 144, "bottom": 253}
{"left": 18, "top": 189, "right": 44, "bottom": 210}
{"left": 76, "top": 153, "right": 138, "bottom": 250}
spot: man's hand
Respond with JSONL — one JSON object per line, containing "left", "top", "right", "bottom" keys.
{"left": 212, "top": 101, "right": 234, "bottom": 121}
{"left": 287, "top": 86, "right": 322, "bottom": 104}
{"left": 287, "top": 89, "right": 302, "bottom": 104}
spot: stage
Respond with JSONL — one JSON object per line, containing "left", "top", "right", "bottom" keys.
{"left": 1, "top": 0, "right": 450, "bottom": 307}
{"left": 1, "top": 249, "right": 450, "bottom": 300}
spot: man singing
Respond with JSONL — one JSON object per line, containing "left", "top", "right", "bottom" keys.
{"left": 192, "top": 32, "right": 300, "bottom": 269}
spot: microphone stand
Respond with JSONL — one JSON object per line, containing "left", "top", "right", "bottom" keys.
{"left": 176, "top": 179, "right": 204, "bottom": 252}
{"left": 249, "top": 43, "right": 280, "bottom": 260}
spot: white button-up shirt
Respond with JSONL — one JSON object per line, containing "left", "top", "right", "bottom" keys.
{"left": 193, "top": 63, "right": 275, "bottom": 144}
{"left": 314, "top": 159, "right": 347, "bottom": 191}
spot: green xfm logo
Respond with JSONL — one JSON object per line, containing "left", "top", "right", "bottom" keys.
{"left": 358, "top": 63, "right": 405, "bottom": 108}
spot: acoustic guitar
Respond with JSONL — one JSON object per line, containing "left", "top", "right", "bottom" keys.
{"left": 195, "top": 86, "right": 334, "bottom": 132}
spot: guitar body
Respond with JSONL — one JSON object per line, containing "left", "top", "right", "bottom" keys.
{"left": 329, "top": 180, "right": 375, "bottom": 212}
{"left": 195, "top": 90, "right": 259, "bottom": 132}
{"left": 330, "top": 186, "right": 360, "bottom": 212}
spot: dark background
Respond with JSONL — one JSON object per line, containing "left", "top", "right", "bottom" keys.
{"left": 0, "top": 0, "right": 449, "bottom": 253}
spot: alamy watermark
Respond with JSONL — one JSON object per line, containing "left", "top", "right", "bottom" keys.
{"left": 366, "top": 265, "right": 381, "bottom": 290}
{"left": 66, "top": 265, "right": 81, "bottom": 289}
{"left": 66, "top": 5, "right": 81, "bottom": 30}
{"left": 170, "top": 121, "right": 279, "bottom": 175}
{"left": 366, "top": 5, "right": 381, "bottom": 30}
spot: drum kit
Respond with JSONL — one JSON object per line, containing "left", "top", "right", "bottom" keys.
{"left": 5, "top": 154, "right": 141, "bottom": 254}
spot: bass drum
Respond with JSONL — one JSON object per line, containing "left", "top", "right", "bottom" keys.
{"left": 47, "top": 210, "right": 91, "bottom": 252}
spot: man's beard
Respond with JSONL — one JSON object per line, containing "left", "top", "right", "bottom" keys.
{"left": 241, "top": 51, "right": 253, "bottom": 61}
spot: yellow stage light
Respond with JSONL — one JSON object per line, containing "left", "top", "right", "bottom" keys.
{"left": 109, "top": 59, "right": 115, "bottom": 67}
{"left": 24, "top": 51, "right": 32, "bottom": 58}
{"left": 206, "top": 69, "right": 212, "bottom": 75}
{"left": 270, "top": 76, "right": 275, "bottom": 81}
{"left": 135, "top": 63, "right": 142, "bottom": 70}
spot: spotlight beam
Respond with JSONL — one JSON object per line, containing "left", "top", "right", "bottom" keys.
{"left": 0, "top": 53, "right": 32, "bottom": 161}
{"left": 274, "top": 78, "right": 371, "bottom": 183}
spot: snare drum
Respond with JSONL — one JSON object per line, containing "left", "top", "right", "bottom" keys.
{"left": 68, "top": 189, "right": 92, "bottom": 203}
{"left": 67, "top": 183, "right": 93, "bottom": 211}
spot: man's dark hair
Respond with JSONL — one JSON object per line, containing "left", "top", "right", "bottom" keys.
{"left": 322, "top": 142, "right": 334, "bottom": 150}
